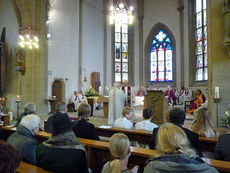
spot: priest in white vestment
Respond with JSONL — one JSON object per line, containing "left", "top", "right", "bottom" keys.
{"left": 108, "top": 83, "right": 127, "bottom": 126}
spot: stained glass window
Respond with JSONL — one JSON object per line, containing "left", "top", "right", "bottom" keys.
{"left": 150, "top": 30, "right": 173, "bottom": 82}
{"left": 195, "top": 0, "right": 207, "bottom": 81}
{"left": 114, "top": 19, "right": 128, "bottom": 83}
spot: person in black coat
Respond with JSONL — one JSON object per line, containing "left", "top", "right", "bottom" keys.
{"left": 149, "top": 108, "right": 202, "bottom": 156}
{"left": 72, "top": 103, "right": 100, "bottom": 140}
{"left": 214, "top": 133, "right": 230, "bottom": 161}
{"left": 37, "top": 112, "right": 88, "bottom": 173}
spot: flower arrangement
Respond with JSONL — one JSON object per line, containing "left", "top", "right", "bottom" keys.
{"left": 221, "top": 111, "right": 230, "bottom": 128}
{"left": 85, "top": 86, "right": 96, "bottom": 97}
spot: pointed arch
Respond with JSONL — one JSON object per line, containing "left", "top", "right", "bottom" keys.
{"left": 144, "top": 23, "right": 176, "bottom": 86}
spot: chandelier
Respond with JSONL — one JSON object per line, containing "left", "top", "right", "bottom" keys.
{"left": 109, "top": 0, "right": 134, "bottom": 25}
{"left": 18, "top": 27, "right": 39, "bottom": 49}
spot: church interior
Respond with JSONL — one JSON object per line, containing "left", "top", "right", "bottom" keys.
{"left": 1, "top": 0, "right": 230, "bottom": 172}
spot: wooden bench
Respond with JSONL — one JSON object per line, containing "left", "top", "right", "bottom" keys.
{"left": 0, "top": 126, "right": 229, "bottom": 173}
{"left": 95, "top": 126, "right": 218, "bottom": 152}
{"left": 17, "top": 161, "right": 52, "bottom": 173}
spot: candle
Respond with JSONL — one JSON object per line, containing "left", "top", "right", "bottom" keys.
{"left": 215, "top": 87, "right": 219, "bottom": 98}
{"left": 16, "top": 95, "right": 20, "bottom": 101}
{"left": 99, "top": 86, "right": 101, "bottom": 95}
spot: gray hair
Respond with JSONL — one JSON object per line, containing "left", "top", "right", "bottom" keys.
{"left": 20, "top": 114, "right": 41, "bottom": 132}
{"left": 113, "top": 83, "right": 120, "bottom": 88}
{"left": 55, "top": 102, "right": 66, "bottom": 112}
{"left": 24, "top": 103, "right": 36, "bottom": 114}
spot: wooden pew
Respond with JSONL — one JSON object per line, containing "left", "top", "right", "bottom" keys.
{"left": 95, "top": 126, "right": 218, "bottom": 152}
{"left": 0, "top": 126, "right": 229, "bottom": 173}
{"left": 17, "top": 161, "right": 52, "bottom": 173}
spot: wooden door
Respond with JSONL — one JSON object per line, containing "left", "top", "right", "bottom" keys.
{"left": 52, "top": 80, "right": 62, "bottom": 102}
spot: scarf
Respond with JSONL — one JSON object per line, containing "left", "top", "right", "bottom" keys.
{"left": 43, "top": 130, "right": 86, "bottom": 153}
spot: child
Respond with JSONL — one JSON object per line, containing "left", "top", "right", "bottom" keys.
{"left": 114, "top": 106, "right": 134, "bottom": 129}
{"left": 101, "top": 133, "right": 138, "bottom": 173}
{"left": 135, "top": 108, "right": 158, "bottom": 131}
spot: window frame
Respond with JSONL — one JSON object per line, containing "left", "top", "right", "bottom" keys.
{"left": 145, "top": 23, "right": 176, "bottom": 87}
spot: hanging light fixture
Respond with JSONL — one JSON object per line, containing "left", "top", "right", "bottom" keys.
{"left": 18, "top": 27, "right": 39, "bottom": 49}
{"left": 109, "top": 0, "right": 134, "bottom": 25}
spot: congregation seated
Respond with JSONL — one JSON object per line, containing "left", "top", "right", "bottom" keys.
{"left": 0, "top": 139, "right": 21, "bottom": 172}
{"left": 37, "top": 113, "right": 88, "bottom": 173}
{"left": 149, "top": 108, "right": 202, "bottom": 156}
{"left": 144, "top": 123, "right": 218, "bottom": 173}
{"left": 214, "top": 133, "right": 230, "bottom": 162}
{"left": 188, "top": 89, "right": 206, "bottom": 114}
{"left": 191, "top": 108, "right": 217, "bottom": 138}
{"left": 15, "top": 102, "right": 36, "bottom": 127}
{"left": 115, "top": 106, "right": 134, "bottom": 129}
{"left": 7, "top": 114, "right": 40, "bottom": 165}
{"left": 135, "top": 108, "right": 158, "bottom": 131}
{"left": 72, "top": 103, "right": 100, "bottom": 140}
{"left": 102, "top": 133, "right": 138, "bottom": 173}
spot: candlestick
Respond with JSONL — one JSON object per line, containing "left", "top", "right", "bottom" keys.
{"left": 99, "top": 86, "right": 101, "bottom": 95}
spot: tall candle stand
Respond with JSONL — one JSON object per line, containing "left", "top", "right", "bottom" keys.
{"left": 16, "top": 100, "right": 21, "bottom": 120}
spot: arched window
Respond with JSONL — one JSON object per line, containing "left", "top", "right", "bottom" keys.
{"left": 150, "top": 30, "right": 173, "bottom": 82}
{"left": 195, "top": 0, "right": 207, "bottom": 81}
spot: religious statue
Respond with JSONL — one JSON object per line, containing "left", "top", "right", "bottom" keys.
{"left": 223, "top": 0, "right": 230, "bottom": 57}
{"left": 16, "top": 49, "right": 26, "bottom": 75}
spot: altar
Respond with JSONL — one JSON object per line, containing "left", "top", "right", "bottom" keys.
{"left": 98, "top": 96, "right": 109, "bottom": 117}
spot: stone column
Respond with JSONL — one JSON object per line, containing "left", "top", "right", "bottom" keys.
{"left": 14, "top": 0, "right": 48, "bottom": 114}
{"left": 208, "top": 0, "right": 230, "bottom": 126}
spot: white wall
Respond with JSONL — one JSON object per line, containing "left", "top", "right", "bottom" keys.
{"left": 81, "top": 0, "right": 104, "bottom": 92}
{"left": 143, "top": 0, "right": 181, "bottom": 88}
{"left": 47, "top": 0, "right": 79, "bottom": 102}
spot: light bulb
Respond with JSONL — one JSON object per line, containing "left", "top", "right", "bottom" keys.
{"left": 130, "top": 6, "right": 134, "bottom": 11}
{"left": 19, "top": 42, "right": 25, "bottom": 48}
{"left": 34, "top": 43, "right": 39, "bottom": 48}
{"left": 47, "top": 34, "right": 51, "bottom": 38}
{"left": 34, "top": 36, "right": 39, "bottom": 42}
{"left": 29, "top": 45, "right": 33, "bottom": 49}
{"left": 119, "top": 3, "right": 124, "bottom": 9}
{"left": 110, "top": 6, "right": 114, "bottom": 11}
{"left": 19, "top": 35, "right": 24, "bottom": 41}
{"left": 26, "top": 34, "right": 30, "bottom": 39}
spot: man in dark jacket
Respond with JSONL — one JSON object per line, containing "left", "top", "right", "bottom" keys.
{"left": 72, "top": 103, "right": 100, "bottom": 140}
{"left": 214, "top": 133, "right": 230, "bottom": 161}
{"left": 15, "top": 103, "right": 36, "bottom": 127}
{"left": 149, "top": 108, "right": 202, "bottom": 156}
{"left": 37, "top": 112, "right": 88, "bottom": 173}
{"left": 7, "top": 114, "right": 40, "bottom": 165}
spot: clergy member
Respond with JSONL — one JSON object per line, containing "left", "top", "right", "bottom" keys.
{"left": 70, "top": 91, "right": 80, "bottom": 111}
{"left": 122, "top": 80, "right": 132, "bottom": 107}
{"left": 108, "top": 83, "right": 126, "bottom": 126}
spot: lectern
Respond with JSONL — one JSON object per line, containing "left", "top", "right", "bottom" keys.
{"left": 144, "top": 90, "right": 168, "bottom": 125}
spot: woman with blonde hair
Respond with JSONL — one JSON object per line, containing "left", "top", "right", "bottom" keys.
{"left": 144, "top": 123, "right": 218, "bottom": 173}
{"left": 102, "top": 133, "right": 138, "bottom": 173}
{"left": 191, "top": 108, "right": 217, "bottom": 138}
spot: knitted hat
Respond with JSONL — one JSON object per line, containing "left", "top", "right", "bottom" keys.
{"left": 51, "top": 112, "right": 76, "bottom": 134}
